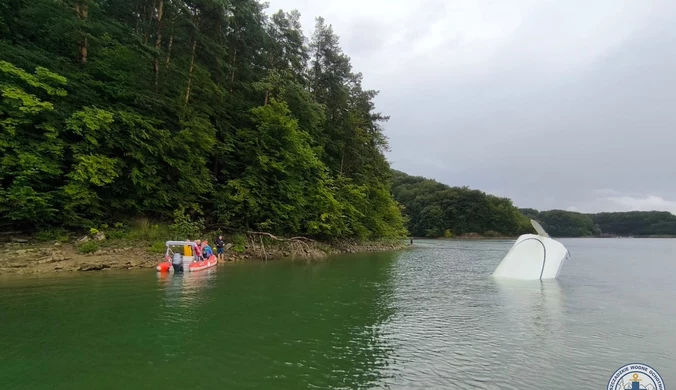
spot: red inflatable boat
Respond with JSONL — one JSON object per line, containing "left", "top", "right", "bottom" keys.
{"left": 156, "top": 241, "right": 217, "bottom": 273}
{"left": 188, "top": 255, "right": 218, "bottom": 272}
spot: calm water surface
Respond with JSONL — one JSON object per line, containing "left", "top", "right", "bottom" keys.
{"left": 1, "top": 238, "right": 675, "bottom": 389}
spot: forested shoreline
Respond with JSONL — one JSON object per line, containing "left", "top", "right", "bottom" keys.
{"left": 0, "top": 0, "right": 406, "bottom": 241}
{"left": 520, "top": 209, "right": 676, "bottom": 238}
{"left": 392, "top": 171, "right": 676, "bottom": 238}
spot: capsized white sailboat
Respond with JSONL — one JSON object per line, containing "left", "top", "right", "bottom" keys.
{"left": 492, "top": 220, "right": 570, "bottom": 280}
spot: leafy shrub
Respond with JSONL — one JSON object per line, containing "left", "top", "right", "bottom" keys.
{"left": 147, "top": 224, "right": 168, "bottom": 241}
{"left": 107, "top": 229, "right": 127, "bottom": 240}
{"left": 35, "top": 228, "right": 69, "bottom": 242}
{"left": 443, "top": 229, "right": 454, "bottom": 238}
{"left": 169, "top": 209, "right": 204, "bottom": 239}
{"left": 103, "top": 222, "right": 129, "bottom": 239}
{"left": 149, "top": 241, "right": 166, "bottom": 254}
{"left": 123, "top": 218, "right": 170, "bottom": 241}
{"left": 78, "top": 241, "right": 99, "bottom": 254}
{"left": 231, "top": 234, "right": 246, "bottom": 254}
{"left": 89, "top": 227, "right": 99, "bottom": 236}
{"left": 484, "top": 230, "right": 501, "bottom": 238}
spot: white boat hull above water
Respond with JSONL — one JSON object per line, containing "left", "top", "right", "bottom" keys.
{"left": 492, "top": 220, "right": 570, "bottom": 280}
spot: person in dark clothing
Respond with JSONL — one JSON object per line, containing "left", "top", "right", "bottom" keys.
{"left": 215, "top": 235, "right": 225, "bottom": 262}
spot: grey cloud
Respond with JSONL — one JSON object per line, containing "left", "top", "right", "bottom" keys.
{"left": 383, "top": 1, "right": 676, "bottom": 213}
{"left": 343, "top": 18, "right": 390, "bottom": 56}
{"left": 342, "top": 0, "right": 452, "bottom": 59}
{"left": 400, "top": 0, "right": 449, "bottom": 42}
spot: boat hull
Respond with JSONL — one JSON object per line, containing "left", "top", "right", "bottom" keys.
{"left": 156, "top": 257, "right": 194, "bottom": 273}
{"left": 189, "top": 256, "right": 218, "bottom": 272}
{"left": 493, "top": 234, "right": 569, "bottom": 280}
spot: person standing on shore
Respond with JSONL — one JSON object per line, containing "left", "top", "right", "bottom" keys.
{"left": 215, "top": 235, "right": 225, "bottom": 262}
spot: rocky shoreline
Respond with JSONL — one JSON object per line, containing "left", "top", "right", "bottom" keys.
{"left": 0, "top": 238, "right": 408, "bottom": 276}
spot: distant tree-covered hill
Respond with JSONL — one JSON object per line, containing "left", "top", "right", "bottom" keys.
{"left": 391, "top": 170, "right": 532, "bottom": 237}
{"left": 391, "top": 170, "right": 676, "bottom": 238}
{"left": 519, "top": 209, "right": 600, "bottom": 237}
{"left": 521, "top": 209, "right": 676, "bottom": 237}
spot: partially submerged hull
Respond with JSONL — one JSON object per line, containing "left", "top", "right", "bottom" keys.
{"left": 492, "top": 220, "right": 570, "bottom": 280}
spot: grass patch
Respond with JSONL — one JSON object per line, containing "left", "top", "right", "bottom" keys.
{"left": 78, "top": 241, "right": 99, "bottom": 254}
{"left": 35, "top": 228, "right": 70, "bottom": 243}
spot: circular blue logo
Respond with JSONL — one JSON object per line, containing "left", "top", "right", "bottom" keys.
{"left": 608, "top": 363, "right": 666, "bottom": 390}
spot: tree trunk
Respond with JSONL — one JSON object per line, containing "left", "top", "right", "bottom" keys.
{"left": 229, "top": 48, "right": 237, "bottom": 92}
{"left": 143, "top": 0, "right": 154, "bottom": 44}
{"left": 75, "top": 1, "right": 89, "bottom": 64}
{"left": 339, "top": 144, "right": 345, "bottom": 177}
{"left": 153, "top": 0, "right": 165, "bottom": 90}
{"left": 165, "top": 33, "right": 174, "bottom": 68}
{"left": 135, "top": 4, "right": 141, "bottom": 35}
{"left": 80, "top": 37, "right": 88, "bottom": 64}
{"left": 184, "top": 39, "right": 197, "bottom": 106}
{"left": 264, "top": 89, "right": 269, "bottom": 106}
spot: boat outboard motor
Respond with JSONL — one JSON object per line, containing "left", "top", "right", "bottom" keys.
{"left": 172, "top": 253, "right": 184, "bottom": 273}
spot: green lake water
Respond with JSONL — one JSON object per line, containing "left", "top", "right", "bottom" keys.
{"left": 1, "top": 238, "right": 675, "bottom": 389}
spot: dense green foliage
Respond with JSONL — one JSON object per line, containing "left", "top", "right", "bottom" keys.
{"left": 521, "top": 209, "right": 676, "bottom": 237}
{"left": 391, "top": 170, "right": 532, "bottom": 237}
{"left": 590, "top": 211, "right": 676, "bottom": 236}
{"left": 519, "top": 209, "right": 600, "bottom": 237}
{"left": 0, "top": 0, "right": 406, "bottom": 240}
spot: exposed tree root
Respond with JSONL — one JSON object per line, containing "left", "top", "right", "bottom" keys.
{"left": 207, "top": 225, "right": 315, "bottom": 254}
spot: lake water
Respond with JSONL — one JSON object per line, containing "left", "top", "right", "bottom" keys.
{"left": 1, "top": 238, "right": 675, "bottom": 389}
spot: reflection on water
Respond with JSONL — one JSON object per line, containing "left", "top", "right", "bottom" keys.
{"left": 156, "top": 268, "right": 215, "bottom": 304}
{"left": 155, "top": 269, "right": 216, "bottom": 327}
{"left": 491, "top": 279, "right": 566, "bottom": 389}
{"left": 494, "top": 279, "right": 563, "bottom": 342}
{"left": 153, "top": 269, "right": 218, "bottom": 364}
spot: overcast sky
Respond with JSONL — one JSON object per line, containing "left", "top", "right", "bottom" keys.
{"left": 266, "top": 0, "right": 676, "bottom": 214}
